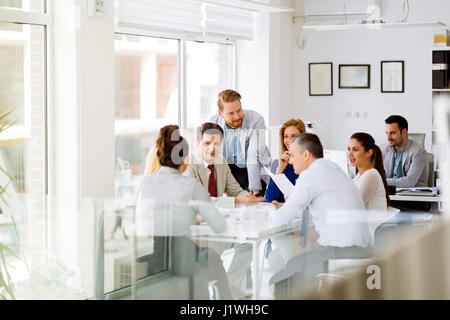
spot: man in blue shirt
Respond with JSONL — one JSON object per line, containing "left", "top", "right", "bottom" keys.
{"left": 210, "top": 90, "right": 272, "bottom": 197}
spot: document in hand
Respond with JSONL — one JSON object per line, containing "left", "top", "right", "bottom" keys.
{"left": 264, "top": 167, "right": 295, "bottom": 198}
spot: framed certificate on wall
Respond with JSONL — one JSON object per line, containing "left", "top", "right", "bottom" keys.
{"left": 309, "top": 62, "right": 333, "bottom": 96}
{"left": 339, "top": 64, "right": 370, "bottom": 88}
{"left": 381, "top": 61, "right": 404, "bottom": 93}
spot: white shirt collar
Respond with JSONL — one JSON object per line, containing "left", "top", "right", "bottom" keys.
{"left": 201, "top": 157, "right": 216, "bottom": 169}
{"left": 158, "top": 166, "right": 180, "bottom": 175}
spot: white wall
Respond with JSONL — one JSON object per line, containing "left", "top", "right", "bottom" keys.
{"left": 236, "top": 0, "right": 294, "bottom": 157}
{"left": 381, "top": 0, "right": 450, "bottom": 27}
{"left": 293, "top": 27, "right": 434, "bottom": 151}
{"left": 289, "top": 0, "right": 450, "bottom": 151}
{"left": 236, "top": 13, "right": 270, "bottom": 121}
{"left": 51, "top": 0, "right": 115, "bottom": 297}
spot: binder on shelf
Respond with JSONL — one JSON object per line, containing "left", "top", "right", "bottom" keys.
{"left": 432, "top": 50, "right": 450, "bottom": 89}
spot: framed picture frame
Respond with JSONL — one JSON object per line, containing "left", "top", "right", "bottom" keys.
{"left": 381, "top": 60, "right": 404, "bottom": 93}
{"left": 339, "top": 64, "right": 370, "bottom": 89}
{"left": 309, "top": 62, "right": 333, "bottom": 96}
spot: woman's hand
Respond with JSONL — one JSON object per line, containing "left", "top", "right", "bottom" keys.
{"left": 270, "top": 200, "right": 281, "bottom": 209}
{"left": 276, "top": 151, "right": 290, "bottom": 175}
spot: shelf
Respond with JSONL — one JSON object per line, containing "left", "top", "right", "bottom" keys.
{"left": 302, "top": 21, "right": 445, "bottom": 31}
{"left": 433, "top": 46, "right": 450, "bottom": 51}
{"left": 432, "top": 89, "right": 450, "bottom": 92}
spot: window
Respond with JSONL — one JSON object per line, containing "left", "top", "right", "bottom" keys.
{"left": 0, "top": 0, "right": 45, "bottom": 13}
{"left": 0, "top": 8, "right": 47, "bottom": 299}
{"left": 115, "top": 34, "right": 179, "bottom": 176}
{"left": 186, "top": 41, "right": 234, "bottom": 138}
{"left": 111, "top": 33, "right": 234, "bottom": 294}
{"left": 0, "top": 22, "right": 46, "bottom": 223}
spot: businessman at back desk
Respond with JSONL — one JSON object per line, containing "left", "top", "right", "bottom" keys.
{"left": 381, "top": 115, "right": 430, "bottom": 212}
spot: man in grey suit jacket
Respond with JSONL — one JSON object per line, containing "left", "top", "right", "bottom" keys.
{"left": 381, "top": 115, "right": 428, "bottom": 187}
{"left": 210, "top": 90, "right": 272, "bottom": 197}
{"left": 381, "top": 115, "right": 429, "bottom": 211}
{"left": 185, "top": 122, "right": 260, "bottom": 207}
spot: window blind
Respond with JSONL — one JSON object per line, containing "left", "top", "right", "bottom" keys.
{"left": 115, "top": 0, "right": 255, "bottom": 40}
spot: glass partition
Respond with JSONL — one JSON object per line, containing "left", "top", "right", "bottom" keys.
{"left": 0, "top": 194, "right": 446, "bottom": 300}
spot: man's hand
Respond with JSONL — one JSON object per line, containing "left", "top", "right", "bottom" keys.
{"left": 195, "top": 215, "right": 205, "bottom": 225}
{"left": 265, "top": 200, "right": 279, "bottom": 217}
{"left": 236, "top": 193, "right": 259, "bottom": 206}
{"left": 250, "top": 190, "right": 261, "bottom": 197}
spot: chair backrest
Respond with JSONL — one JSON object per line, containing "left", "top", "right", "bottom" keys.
{"left": 426, "top": 152, "right": 435, "bottom": 187}
{"left": 408, "top": 133, "right": 425, "bottom": 148}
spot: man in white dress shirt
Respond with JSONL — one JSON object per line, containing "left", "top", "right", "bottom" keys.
{"left": 267, "top": 133, "right": 372, "bottom": 298}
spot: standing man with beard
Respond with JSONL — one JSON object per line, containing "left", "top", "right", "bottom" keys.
{"left": 210, "top": 90, "right": 272, "bottom": 197}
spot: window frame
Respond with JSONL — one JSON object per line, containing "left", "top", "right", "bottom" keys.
{"left": 0, "top": 1, "right": 51, "bottom": 243}
{"left": 114, "top": 26, "right": 236, "bottom": 134}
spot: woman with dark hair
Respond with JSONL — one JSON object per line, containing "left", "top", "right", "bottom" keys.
{"left": 265, "top": 119, "right": 306, "bottom": 202}
{"left": 137, "top": 125, "right": 232, "bottom": 299}
{"left": 348, "top": 132, "right": 390, "bottom": 211}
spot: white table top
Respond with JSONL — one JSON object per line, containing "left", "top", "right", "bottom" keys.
{"left": 190, "top": 204, "right": 303, "bottom": 241}
{"left": 190, "top": 203, "right": 400, "bottom": 243}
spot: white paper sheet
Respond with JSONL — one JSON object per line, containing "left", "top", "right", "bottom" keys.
{"left": 264, "top": 167, "right": 295, "bottom": 198}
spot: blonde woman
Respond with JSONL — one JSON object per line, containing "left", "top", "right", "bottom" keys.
{"left": 144, "top": 145, "right": 160, "bottom": 175}
{"left": 135, "top": 145, "right": 161, "bottom": 201}
{"left": 265, "top": 119, "right": 306, "bottom": 202}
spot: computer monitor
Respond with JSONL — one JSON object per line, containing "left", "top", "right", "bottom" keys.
{"left": 323, "top": 149, "right": 349, "bottom": 176}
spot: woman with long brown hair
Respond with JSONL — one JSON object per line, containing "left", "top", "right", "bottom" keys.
{"left": 265, "top": 119, "right": 306, "bottom": 202}
{"left": 136, "top": 125, "right": 232, "bottom": 299}
{"left": 348, "top": 132, "right": 390, "bottom": 210}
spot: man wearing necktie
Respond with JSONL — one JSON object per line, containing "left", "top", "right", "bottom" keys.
{"left": 184, "top": 122, "right": 262, "bottom": 299}
{"left": 185, "top": 122, "right": 261, "bottom": 208}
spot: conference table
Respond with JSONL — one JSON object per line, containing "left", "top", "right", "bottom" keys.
{"left": 189, "top": 202, "right": 402, "bottom": 300}
{"left": 190, "top": 202, "right": 304, "bottom": 300}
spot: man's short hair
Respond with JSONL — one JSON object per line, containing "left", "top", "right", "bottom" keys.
{"left": 196, "top": 122, "right": 224, "bottom": 142}
{"left": 217, "top": 89, "right": 241, "bottom": 111}
{"left": 385, "top": 115, "right": 408, "bottom": 132}
{"left": 291, "top": 133, "right": 324, "bottom": 158}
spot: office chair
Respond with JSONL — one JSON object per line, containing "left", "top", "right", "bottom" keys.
{"left": 426, "top": 152, "right": 435, "bottom": 187}
{"left": 408, "top": 133, "right": 426, "bottom": 148}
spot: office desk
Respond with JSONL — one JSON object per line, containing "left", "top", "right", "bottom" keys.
{"left": 390, "top": 194, "right": 442, "bottom": 202}
{"left": 390, "top": 194, "right": 443, "bottom": 212}
{"left": 190, "top": 203, "right": 303, "bottom": 300}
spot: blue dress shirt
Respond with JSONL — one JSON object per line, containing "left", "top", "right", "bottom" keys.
{"left": 265, "top": 159, "right": 299, "bottom": 202}
{"left": 392, "top": 145, "right": 406, "bottom": 179}
{"left": 224, "top": 125, "right": 246, "bottom": 168}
